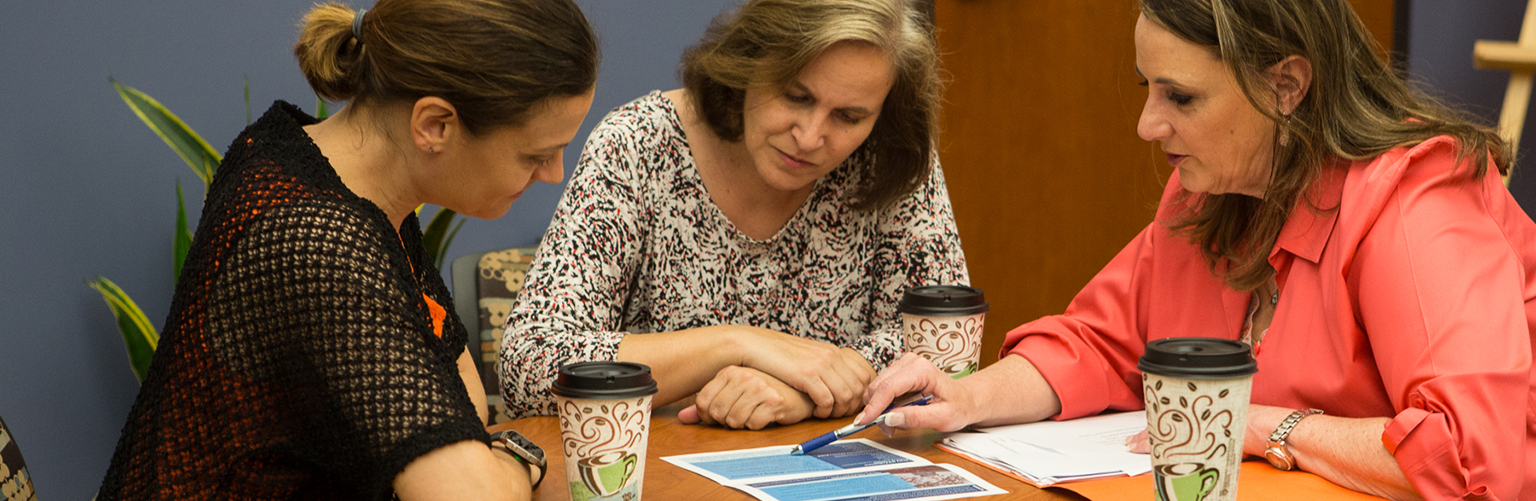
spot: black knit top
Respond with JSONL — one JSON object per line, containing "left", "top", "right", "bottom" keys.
{"left": 99, "top": 102, "right": 487, "bottom": 500}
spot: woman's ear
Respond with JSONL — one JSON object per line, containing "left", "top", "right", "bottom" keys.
{"left": 1268, "top": 55, "right": 1312, "bottom": 116}
{"left": 410, "top": 97, "right": 459, "bottom": 154}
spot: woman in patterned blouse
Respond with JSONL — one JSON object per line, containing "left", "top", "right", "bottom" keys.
{"left": 500, "top": 0, "right": 969, "bottom": 429}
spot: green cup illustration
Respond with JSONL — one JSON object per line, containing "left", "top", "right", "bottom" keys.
{"left": 553, "top": 362, "right": 658, "bottom": 501}
{"left": 578, "top": 451, "right": 638, "bottom": 497}
{"left": 1155, "top": 462, "right": 1220, "bottom": 501}
{"left": 1140, "top": 338, "right": 1256, "bottom": 501}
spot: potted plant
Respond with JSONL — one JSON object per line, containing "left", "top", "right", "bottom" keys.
{"left": 90, "top": 80, "right": 463, "bottom": 381}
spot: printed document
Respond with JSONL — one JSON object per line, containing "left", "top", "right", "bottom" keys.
{"left": 936, "top": 411, "right": 1152, "bottom": 487}
{"left": 664, "top": 439, "right": 1007, "bottom": 501}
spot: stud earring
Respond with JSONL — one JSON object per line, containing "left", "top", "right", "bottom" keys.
{"left": 429, "top": 146, "right": 436, "bottom": 153}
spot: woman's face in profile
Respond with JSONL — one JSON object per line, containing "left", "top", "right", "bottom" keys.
{"left": 740, "top": 41, "right": 894, "bottom": 198}
{"left": 441, "top": 89, "right": 595, "bottom": 219}
{"left": 1133, "top": 14, "right": 1276, "bottom": 198}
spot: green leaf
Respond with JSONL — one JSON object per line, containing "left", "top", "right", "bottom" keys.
{"left": 437, "top": 219, "right": 465, "bottom": 270}
{"left": 110, "top": 78, "right": 222, "bottom": 187}
{"left": 422, "top": 207, "right": 461, "bottom": 269}
{"left": 244, "top": 76, "right": 252, "bottom": 126}
{"left": 316, "top": 95, "right": 329, "bottom": 119}
{"left": 173, "top": 181, "right": 194, "bottom": 286}
{"left": 87, "top": 277, "right": 160, "bottom": 383}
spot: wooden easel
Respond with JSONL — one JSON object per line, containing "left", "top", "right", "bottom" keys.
{"left": 1473, "top": 0, "right": 1536, "bottom": 185}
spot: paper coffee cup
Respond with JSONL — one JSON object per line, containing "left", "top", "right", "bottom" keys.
{"left": 551, "top": 362, "right": 658, "bottom": 501}
{"left": 899, "top": 285, "right": 989, "bottom": 378}
{"left": 1138, "top": 338, "right": 1257, "bottom": 501}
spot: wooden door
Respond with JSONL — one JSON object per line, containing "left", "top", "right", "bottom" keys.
{"left": 933, "top": 0, "right": 1397, "bottom": 368}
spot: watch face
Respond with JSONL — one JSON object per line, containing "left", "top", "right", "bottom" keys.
{"left": 499, "top": 431, "right": 546, "bottom": 464}
{"left": 1263, "top": 448, "right": 1294, "bottom": 471}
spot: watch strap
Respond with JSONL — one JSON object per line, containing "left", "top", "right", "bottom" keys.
{"left": 1267, "top": 408, "right": 1323, "bottom": 444}
{"left": 1264, "top": 408, "right": 1322, "bottom": 471}
{"left": 491, "top": 431, "right": 546, "bottom": 490}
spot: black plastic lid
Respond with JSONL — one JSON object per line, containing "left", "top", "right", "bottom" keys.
{"left": 898, "top": 285, "right": 989, "bottom": 316}
{"left": 1138, "top": 338, "right": 1257, "bottom": 379}
{"left": 551, "top": 361, "right": 659, "bottom": 399}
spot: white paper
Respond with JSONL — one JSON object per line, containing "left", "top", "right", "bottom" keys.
{"left": 939, "top": 411, "right": 1152, "bottom": 486}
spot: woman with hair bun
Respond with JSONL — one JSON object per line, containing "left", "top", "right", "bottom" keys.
{"left": 97, "top": 1, "right": 596, "bottom": 499}
{"left": 501, "top": 0, "right": 967, "bottom": 430}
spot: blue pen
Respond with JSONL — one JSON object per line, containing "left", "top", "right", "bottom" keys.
{"left": 788, "top": 396, "right": 933, "bottom": 455}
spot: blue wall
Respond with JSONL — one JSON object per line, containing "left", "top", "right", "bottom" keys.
{"left": 0, "top": 1, "right": 733, "bottom": 498}
{"left": 1, "top": 0, "right": 1531, "bottom": 498}
{"left": 1406, "top": 0, "right": 1536, "bottom": 205}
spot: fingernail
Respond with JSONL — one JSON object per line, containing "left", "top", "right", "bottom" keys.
{"left": 884, "top": 412, "right": 905, "bottom": 428}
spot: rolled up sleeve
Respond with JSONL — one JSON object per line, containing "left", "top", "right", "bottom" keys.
{"left": 1354, "top": 142, "right": 1529, "bottom": 500}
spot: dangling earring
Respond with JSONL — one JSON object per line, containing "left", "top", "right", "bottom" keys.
{"left": 1278, "top": 112, "right": 1292, "bottom": 147}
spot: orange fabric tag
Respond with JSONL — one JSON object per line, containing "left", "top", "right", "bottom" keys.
{"left": 395, "top": 233, "right": 445, "bottom": 338}
{"left": 423, "top": 294, "right": 446, "bottom": 338}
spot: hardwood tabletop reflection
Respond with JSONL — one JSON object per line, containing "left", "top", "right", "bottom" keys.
{"left": 489, "top": 402, "right": 1084, "bottom": 501}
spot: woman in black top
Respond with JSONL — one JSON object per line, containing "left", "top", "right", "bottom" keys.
{"left": 98, "top": 1, "right": 596, "bottom": 499}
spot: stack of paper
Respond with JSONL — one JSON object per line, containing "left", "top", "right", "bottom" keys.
{"left": 936, "top": 411, "right": 1152, "bottom": 487}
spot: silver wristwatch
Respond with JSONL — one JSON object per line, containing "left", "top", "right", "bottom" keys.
{"left": 1263, "top": 408, "right": 1322, "bottom": 471}
{"left": 490, "top": 430, "right": 547, "bottom": 489}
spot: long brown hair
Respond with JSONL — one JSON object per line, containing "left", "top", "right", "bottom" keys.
{"left": 680, "top": 0, "right": 941, "bottom": 211}
{"left": 1142, "top": 0, "right": 1509, "bottom": 291}
{"left": 294, "top": 0, "right": 597, "bottom": 134}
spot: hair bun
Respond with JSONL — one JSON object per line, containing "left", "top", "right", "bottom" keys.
{"left": 295, "top": 3, "right": 366, "bottom": 102}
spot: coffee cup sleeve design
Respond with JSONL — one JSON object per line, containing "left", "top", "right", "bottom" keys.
{"left": 905, "top": 316, "right": 984, "bottom": 375}
{"left": 559, "top": 398, "right": 649, "bottom": 460}
{"left": 1144, "top": 379, "right": 1237, "bottom": 463}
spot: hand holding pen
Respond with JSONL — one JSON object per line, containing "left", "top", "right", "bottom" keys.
{"left": 789, "top": 395, "right": 933, "bottom": 455}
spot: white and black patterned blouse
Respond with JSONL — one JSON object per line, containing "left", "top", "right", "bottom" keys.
{"left": 499, "top": 91, "right": 970, "bottom": 418}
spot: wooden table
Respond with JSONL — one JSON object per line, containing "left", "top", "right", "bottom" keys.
{"left": 490, "top": 402, "right": 1082, "bottom": 501}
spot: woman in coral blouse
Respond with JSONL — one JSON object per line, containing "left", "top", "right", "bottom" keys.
{"left": 861, "top": 0, "right": 1534, "bottom": 499}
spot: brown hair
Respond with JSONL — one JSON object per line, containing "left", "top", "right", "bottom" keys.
{"left": 680, "top": 0, "right": 941, "bottom": 211}
{"left": 294, "top": 0, "right": 597, "bottom": 134}
{"left": 1141, "top": 0, "right": 1509, "bottom": 291}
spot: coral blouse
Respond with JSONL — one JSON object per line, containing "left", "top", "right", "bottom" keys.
{"left": 1002, "top": 137, "right": 1536, "bottom": 500}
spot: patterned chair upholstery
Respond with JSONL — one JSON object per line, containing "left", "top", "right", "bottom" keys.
{"left": 0, "top": 415, "right": 37, "bottom": 501}
{"left": 451, "top": 244, "right": 539, "bottom": 425}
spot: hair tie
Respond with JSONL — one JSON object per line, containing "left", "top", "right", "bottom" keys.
{"left": 352, "top": 9, "right": 368, "bottom": 42}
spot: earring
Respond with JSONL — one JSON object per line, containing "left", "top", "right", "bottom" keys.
{"left": 1278, "top": 113, "right": 1292, "bottom": 147}
{"left": 429, "top": 146, "right": 436, "bottom": 153}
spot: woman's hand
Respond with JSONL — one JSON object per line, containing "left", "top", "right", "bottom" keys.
{"left": 1124, "top": 428, "right": 1150, "bottom": 454}
{"left": 679, "top": 366, "right": 816, "bottom": 429}
{"left": 860, "top": 353, "right": 1063, "bottom": 432}
{"left": 857, "top": 353, "right": 978, "bottom": 432}
{"left": 736, "top": 328, "right": 876, "bottom": 419}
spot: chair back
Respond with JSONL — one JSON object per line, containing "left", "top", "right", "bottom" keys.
{"left": 451, "top": 244, "right": 539, "bottom": 424}
{"left": 0, "top": 415, "right": 37, "bottom": 501}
